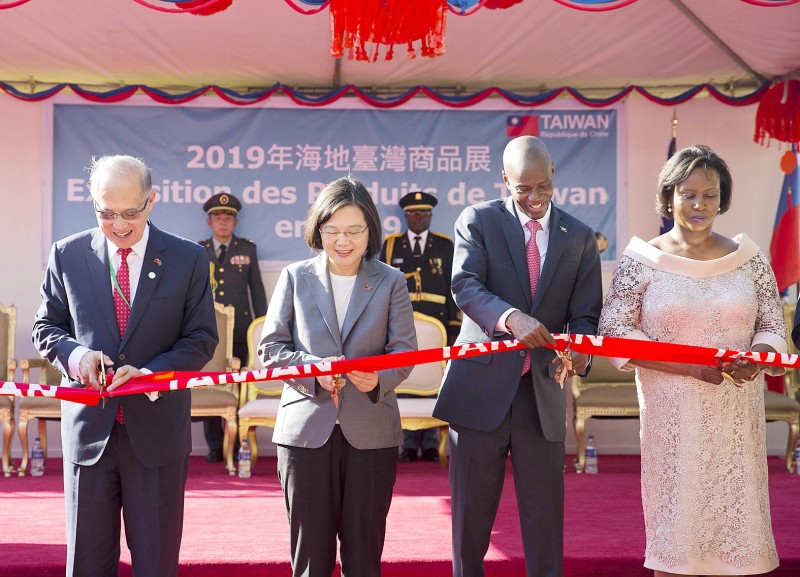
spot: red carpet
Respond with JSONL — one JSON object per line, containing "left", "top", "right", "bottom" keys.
{"left": 1, "top": 455, "right": 798, "bottom": 576}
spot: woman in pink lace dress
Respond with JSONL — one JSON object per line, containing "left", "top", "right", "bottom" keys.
{"left": 598, "top": 145, "right": 785, "bottom": 576}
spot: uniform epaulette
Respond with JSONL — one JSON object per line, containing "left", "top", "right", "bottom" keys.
{"left": 384, "top": 233, "right": 404, "bottom": 240}
{"left": 239, "top": 238, "right": 255, "bottom": 244}
{"left": 431, "top": 232, "right": 452, "bottom": 241}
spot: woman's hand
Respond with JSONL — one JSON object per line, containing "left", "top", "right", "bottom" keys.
{"left": 684, "top": 363, "right": 726, "bottom": 385}
{"left": 347, "top": 370, "right": 379, "bottom": 393}
{"left": 317, "top": 356, "right": 345, "bottom": 392}
{"left": 718, "top": 353, "right": 764, "bottom": 386}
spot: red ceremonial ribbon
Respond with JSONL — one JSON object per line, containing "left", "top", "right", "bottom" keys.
{"left": 4, "top": 334, "right": 798, "bottom": 405}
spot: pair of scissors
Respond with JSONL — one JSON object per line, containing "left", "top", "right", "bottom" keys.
{"left": 555, "top": 324, "right": 573, "bottom": 388}
{"left": 331, "top": 374, "right": 344, "bottom": 409}
{"left": 99, "top": 356, "right": 107, "bottom": 408}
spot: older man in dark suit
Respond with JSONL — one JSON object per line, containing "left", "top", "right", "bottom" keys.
{"left": 33, "top": 155, "right": 218, "bottom": 577}
{"left": 434, "top": 136, "right": 602, "bottom": 577}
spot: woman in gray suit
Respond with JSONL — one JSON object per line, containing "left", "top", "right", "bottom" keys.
{"left": 259, "top": 175, "right": 417, "bottom": 577}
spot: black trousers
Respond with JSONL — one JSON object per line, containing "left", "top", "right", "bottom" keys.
{"left": 277, "top": 426, "right": 398, "bottom": 577}
{"left": 65, "top": 421, "right": 189, "bottom": 577}
{"left": 448, "top": 372, "right": 565, "bottom": 577}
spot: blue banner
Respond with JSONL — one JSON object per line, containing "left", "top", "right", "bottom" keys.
{"left": 52, "top": 104, "right": 622, "bottom": 269}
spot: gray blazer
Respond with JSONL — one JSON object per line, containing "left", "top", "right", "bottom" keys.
{"left": 32, "top": 224, "right": 218, "bottom": 467}
{"left": 433, "top": 196, "right": 602, "bottom": 441}
{"left": 260, "top": 253, "right": 417, "bottom": 450}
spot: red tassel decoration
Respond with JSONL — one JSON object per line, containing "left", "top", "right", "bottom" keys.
{"left": 755, "top": 80, "right": 800, "bottom": 148}
{"left": 330, "top": 0, "right": 447, "bottom": 62}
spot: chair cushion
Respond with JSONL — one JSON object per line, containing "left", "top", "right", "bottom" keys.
{"left": 764, "top": 390, "right": 800, "bottom": 413}
{"left": 191, "top": 389, "right": 237, "bottom": 409}
{"left": 238, "top": 398, "right": 281, "bottom": 418}
{"left": 18, "top": 397, "right": 62, "bottom": 417}
{"left": 396, "top": 397, "right": 438, "bottom": 418}
{"left": 575, "top": 386, "right": 639, "bottom": 409}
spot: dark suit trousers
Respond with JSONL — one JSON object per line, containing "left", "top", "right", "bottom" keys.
{"left": 277, "top": 426, "right": 398, "bottom": 577}
{"left": 64, "top": 421, "right": 189, "bottom": 577}
{"left": 448, "top": 372, "right": 565, "bottom": 577}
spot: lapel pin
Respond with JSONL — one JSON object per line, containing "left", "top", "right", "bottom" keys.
{"left": 364, "top": 285, "right": 372, "bottom": 291}
{"left": 154, "top": 258, "right": 162, "bottom": 266}
{"left": 148, "top": 272, "right": 156, "bottom": 279}
{"left": 560, "top": 226, "right": 568, "bottom": 233}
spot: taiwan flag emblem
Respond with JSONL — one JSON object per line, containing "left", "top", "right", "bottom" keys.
{"left": 507, "top": 115, "right": 539, "bottom": 137}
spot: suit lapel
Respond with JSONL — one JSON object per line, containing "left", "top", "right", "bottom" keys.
{"left": 303, "top": 254, "right": 343, "bottom": 350}
{"left": 89, "top": 230, "right": 120, "bottom": 341}
{"left": 532, "top": 207, "right": 567, "bottom": 312}
{"left": 500, "top": 196, "right": 531, "bottom": 309}
{"left": 340, "top": 259, "right": 384, "bottom": 344}
{"left": 121, "top": 224, "right": 166, "bottom": 349}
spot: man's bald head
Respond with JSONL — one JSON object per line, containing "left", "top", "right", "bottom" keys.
{"left": 502, "top": 136, "right": 552, "bottom": 175}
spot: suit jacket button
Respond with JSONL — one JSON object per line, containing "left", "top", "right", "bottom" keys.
{"left": 118, "top": 354, "right": 126, "bottom": 361}
{"left": 519, "top": 351, "right": 525, "bottom": 357}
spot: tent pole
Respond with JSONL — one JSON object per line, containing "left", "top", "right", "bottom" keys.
{"left": 669, "top": 0, "right": 766, "bottom": 86}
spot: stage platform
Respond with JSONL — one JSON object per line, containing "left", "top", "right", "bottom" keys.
{"left": 1, "top": 455, "right": 798, "bottom": 576}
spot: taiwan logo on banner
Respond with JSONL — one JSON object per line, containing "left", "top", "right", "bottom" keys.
{"left": 507, "top": 115, "right": 539, "bottom": 137}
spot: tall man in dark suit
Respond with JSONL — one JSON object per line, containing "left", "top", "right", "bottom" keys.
{"left": 433, "top": 136, "right": 602, "bottom": 577}
{"left": 33, "top": 155, "right": 218, "bottom": 577}
{"left": 380, "top": 191, "right": 461, "bottom": 462}
{"left": 198, "top": 193, "right": 267, "bottom": 461}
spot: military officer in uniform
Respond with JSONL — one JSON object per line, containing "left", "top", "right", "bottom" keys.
{"left": 199, "top": 193, "right": 268, "bottom": 462}
{"left": 379, "top": 190, "right": 461, "bottom": 462}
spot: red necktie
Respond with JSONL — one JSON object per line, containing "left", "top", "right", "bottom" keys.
{"left": 113, "top": 248, "right": 132, "bottom": 424}
{"left": 522, "top": 220, "right": 541, "bottom": 376}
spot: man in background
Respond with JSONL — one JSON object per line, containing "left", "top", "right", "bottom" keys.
{"left": 33, "top": 154, "right": 218, "bottom": 577}
{"left": 198, "top": 193, "right": 268, "bottom": 462}
{"left": 380, "top": 190, "right": 460, "bottom": 462}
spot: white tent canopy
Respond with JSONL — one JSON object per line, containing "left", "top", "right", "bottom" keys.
{"left": 0, "top": 0, "right": 798, "bottom": 99}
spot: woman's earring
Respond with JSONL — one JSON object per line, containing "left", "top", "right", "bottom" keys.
{"left": 667, "top": 206, "right": 672, "bottom": 213}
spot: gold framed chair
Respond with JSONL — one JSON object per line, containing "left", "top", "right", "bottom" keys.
{"left": 395, "top": 311, "right": 449, "bottom": 467}
{"left": 191, "top": 302, "right": 240, "bottom": 475}
{"left": 571, "top": 354, "right": 638, "bottom": 473}
{"left": 237, "top": 316, "right": 282, "bottom": 470}
{"left": 16, "top": 357, "right": 62, "bottom": 476}
{"left": 766, "top": 304, "right": 800, "bottom": 473}
{"left": 0, "top": 304, "right": 16, "bottom": 477}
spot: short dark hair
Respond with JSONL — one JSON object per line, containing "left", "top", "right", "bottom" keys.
{"left": 656, "top": 145, "right": 732, "bottom": 218}
{"left": 304, "top": 175, "right": 382, "bottom": 259}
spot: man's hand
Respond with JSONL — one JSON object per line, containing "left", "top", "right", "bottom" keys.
{"left": 106, "top": 365, "right": 144, "bottom": 392}
{"left": 77, "top": 351, "right": 114, "bottom": 391}
{"left": 506, "top": 310, "right": 556, "bottom": 348}
{"left": 553, "top": 352, "right": 590, "bottom": 388}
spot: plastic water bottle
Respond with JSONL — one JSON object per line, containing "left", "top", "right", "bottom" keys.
{"left": 30, "top": 437, "right": 45, "bottom": 477}
{"left": 237, "top": 439, "right": 251, "bottom": 479}
{"left": 794, "top": 441, "right": 800, "bottom": 476}
{"left": 584, "top": 435, "right": 598, "bottom": 475}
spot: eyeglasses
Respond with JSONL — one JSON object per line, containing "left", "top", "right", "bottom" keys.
{"left": 95, "top": 198, "right": 150, "bottom": 221}
{"left": 404, "top": 210, "right": 432, "bottom": 216}
{"left": 319, "top": 224, "right": 369, "bottom": 241}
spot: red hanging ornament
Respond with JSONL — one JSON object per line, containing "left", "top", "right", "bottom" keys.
{"left": 754, "top": 80, "right": 800, "bottom": 148}
{"left": 176, "top": 0, "right": 233, "bottom": 15}
{"left": 330, "top": 0, "right": 447, "bottom": 62}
